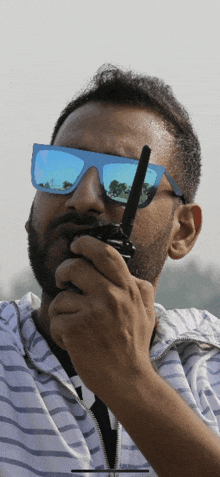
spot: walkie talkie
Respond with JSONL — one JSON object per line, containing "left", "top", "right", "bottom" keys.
{"left": 70, "top": 145, "right": 151, "bottom": 263}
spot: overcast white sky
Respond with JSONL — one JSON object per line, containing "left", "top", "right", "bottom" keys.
{"left": 0, "top": 0, "right": 220, "bottom": 295}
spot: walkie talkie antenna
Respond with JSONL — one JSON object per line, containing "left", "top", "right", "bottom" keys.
{"left": 121, "top": 145, "right": 151, "bottom": 238}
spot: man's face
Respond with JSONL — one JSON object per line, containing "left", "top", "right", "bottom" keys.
{"left": 26, "top": 102, "right": 177, "bottom": 298}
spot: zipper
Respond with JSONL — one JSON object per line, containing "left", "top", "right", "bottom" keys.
{"left": 39, "top": 362, "right": 120, "bottom": 475}
{"left": 113, "top": 420, "right": 121, "bottom": 477}
{"left": 14, "top": 301, "right": 120, "bottom": 476}
{"left": 82, "top": 405, "right": 111, "bottom": 472}
{"left": 151, "top": 337, "right": 215, "bottom": 362}
{"left": 21, "top": 340, "right": 114, "bottom": 473}
{"left": 63, "top": 393, "right": 121, "bottom": 476}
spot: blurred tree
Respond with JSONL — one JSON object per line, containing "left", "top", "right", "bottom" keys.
{"left": 108, "top": 180, "right": 127, "bottom": 197}
{"left": 156, "top": 258, "right": 220, "bottom": 317}
{"left": 63, "top": 180, "right": 73, "bottom": 189}
{"left": 39, "top": 182, "right": 50, "bottom": 189}
{"left": 0, "top": 267, "right": 41, "bottom": 302}
{"left": 142, "top": 183, "right": 151, "bottom": 194}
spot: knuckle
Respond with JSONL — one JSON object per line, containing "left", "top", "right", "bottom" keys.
{"left": 48, "top": 296, "right": 60, "bottom": 318}
{"left": 70, "top": 257, "right": 83, "bottom": 271}
{"left": 72, "top": 235, "right": 93, "bottom": 252}
{"left": 55, "top": 259, "right": 72, "bottom": 280}
{"left": 49, "top": 301, "right": 60, "bottom": 319}
{"left": 140, "top": 280, "right": 152, "bottom": 293}
{"left": 55, "top": 258, "right": 84, "bottom": 288}
{"left": 101, "top": 242, "right": 120, "bottom": 263}
{"left": 107, "top": 286, "right": 124, "bottom": 312}
{"left": 135, "top": 277, "right": 154, "bottom": 293}
{"left": 127, "top": 283, "right": 138, "bottom": 302}
{"left": 48, "top": 291, "right": 70, "bottom": 317}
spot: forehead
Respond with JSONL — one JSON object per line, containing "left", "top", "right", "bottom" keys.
{"left": 54, "top": 102, "right": 175, "bottom": 168}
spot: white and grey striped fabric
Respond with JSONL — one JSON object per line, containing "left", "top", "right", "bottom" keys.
{"left": 0, "top": 292, "right": 220, "bottom": 476}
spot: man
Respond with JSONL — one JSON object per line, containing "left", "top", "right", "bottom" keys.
{"left": 1, "top": 65, "right": 220, "bottom": 476}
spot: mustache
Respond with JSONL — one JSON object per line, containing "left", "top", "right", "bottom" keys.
{"left": 49, "top": 211, "right": 103, "bottom": 232}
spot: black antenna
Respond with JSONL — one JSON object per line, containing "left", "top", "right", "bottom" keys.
{"left": 121, "top": 145, "right": 151, "bottom": 238}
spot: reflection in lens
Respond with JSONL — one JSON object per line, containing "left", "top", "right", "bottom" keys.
{"left": 104, "top": 163, "right": 137, "bottom": 203}
{"left": 106, "top": 179, "right": 129, "bottom": 203}
{"left": 34, "top": 150, "right": 84, "bottom": 191}
{"left": 104, "top": 163, "right": 157, "bottom": 204}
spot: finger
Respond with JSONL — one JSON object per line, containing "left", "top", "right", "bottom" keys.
{"left": 132, "top": 278, "right": 157, "bottom": 337}
{"left": 49, "top": 288, "right": 83, "bottom": 315}
{"left": 48, "top": 290, "right": 84, "bottom": 350}
{"left": 70, "top": 235, "right": 131, "bottom": 288}
{"left": 55, "top": 257, "right": 109, "bottom": 295}
{"left": 133, "top": 277, "right": 155, "bottom": 314}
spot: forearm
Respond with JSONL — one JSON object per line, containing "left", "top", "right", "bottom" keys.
{"left": 50, "top": 237, "right": 220, "bottom": 475}
{"left": 102, "top": 364, "right": 220, "bottom": 477}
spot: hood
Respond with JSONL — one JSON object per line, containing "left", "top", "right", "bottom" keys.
{"left": 151, "top": 303, "right": 220, "bottom": 361}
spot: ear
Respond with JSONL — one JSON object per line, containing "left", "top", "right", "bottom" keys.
{"left": 168, "top": 204, "right": 202, "bottom": 260}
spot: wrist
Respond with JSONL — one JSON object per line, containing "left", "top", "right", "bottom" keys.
{"left": 98, "top": 355, "right": 156, "bottom": 410}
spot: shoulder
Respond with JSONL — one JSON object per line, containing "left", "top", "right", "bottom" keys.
{"left": 155, "top": 304, "right": 220, "bottom": 347}
{"left": 0, "top": 292, "right": 41, "bottom": 357}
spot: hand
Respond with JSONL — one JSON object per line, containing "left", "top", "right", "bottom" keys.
{"left": 49, "top": 235, "right": 156, "bottom": 396}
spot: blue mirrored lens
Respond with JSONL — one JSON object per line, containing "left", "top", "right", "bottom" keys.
{"left": 139, "top": 168, "right": 157, "bottom": 204}
{"left": 34, "top": 150, "right": 84, "bottom": 191}
{"left": 103, "top": 163, "right": 137, "bottom": 203}
{"left": 103, "top": 163, "right": 158, "bottom": 204}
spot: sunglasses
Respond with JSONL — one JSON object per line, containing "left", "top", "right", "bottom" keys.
{"left": 31, "top": 144, "right": 186, "bottom": 208}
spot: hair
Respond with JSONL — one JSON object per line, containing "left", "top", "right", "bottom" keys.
{"left": 51, "top": 64, "right": 202, "bottom": 203}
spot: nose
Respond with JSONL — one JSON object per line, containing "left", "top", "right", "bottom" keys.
{"left": 64, "top": 167, "right": 105, "bottom": 216}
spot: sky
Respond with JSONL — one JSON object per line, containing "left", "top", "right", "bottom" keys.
{"left": 0, "top": 0, "right": 220, "bottom": 295}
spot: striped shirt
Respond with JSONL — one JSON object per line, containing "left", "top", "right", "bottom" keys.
{"left": 0, "top": 292, "right": 220, "bottom": 476}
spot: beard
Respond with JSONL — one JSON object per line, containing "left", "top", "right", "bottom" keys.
{"left": 27, "top": 202, "right": 102, "bottom": 299}
{"left": 129, "top": 222, "right": 173, "bottom": 284}
{"left": 27, "top": 202, "right": 176, "bottom": 299}
{"left": 27, "top": 218, "right": 63, "bottom": 299}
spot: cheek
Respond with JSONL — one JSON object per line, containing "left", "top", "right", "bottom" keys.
{"left": 106, "top": 203, "right": 125, "bottom": 225}
{"left": 131, "top": 200, "right": 171, "bottom": 246}
{"left": 131, "top": 207, "right": 155, "bottom": 246}
{"left": 33, "top": 193, "right": 62, "bottom": 232}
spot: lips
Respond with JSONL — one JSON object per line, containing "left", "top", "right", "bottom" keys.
{"left": 56, "top": 221, "right": 95, "bottom": 242}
